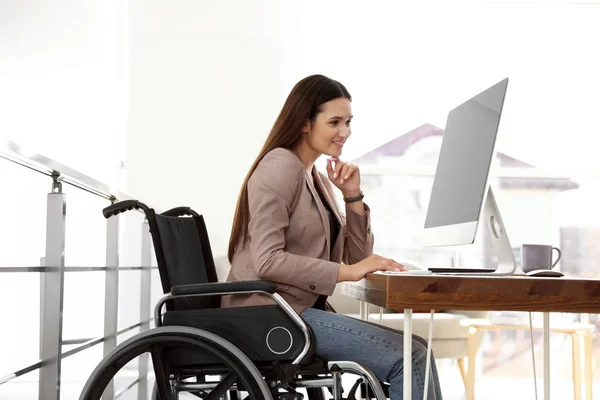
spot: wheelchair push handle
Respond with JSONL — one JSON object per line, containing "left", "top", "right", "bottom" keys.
{"left": 102, "top": 200, "right": 149, "bottom": 218}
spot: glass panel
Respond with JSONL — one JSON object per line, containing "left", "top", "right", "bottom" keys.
{"left": 118, "top": 270, "right": 142, "bottom": 331}
{"left": 352, "top": 127, "right": 600, "bottom": 395}
{"left": 62, "top": 185, "right": 109, "bottom": 268}
{"left": 0, "top": 273, "right": 41, "bottom": 378}
{"left": 60, "top": 344, "right": 104, "bottom": 400}
{"left": 0, "top": 369, "right": 40, "bottom": 399}
{"left": 116, "top": 381, "right": 139, "bottom": 400}
{"left": 114, "top": 328, "right": 142, "bottom": 397}
{"left": 557, "top": 177, "right": 600, "bottom": 278}
{"left": 62, "top": 271, "right": 106, "bottom": 341}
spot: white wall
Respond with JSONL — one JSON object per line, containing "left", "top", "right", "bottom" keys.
{"left": 0, "top": 0, "right": 128, "bottom": 184}
{"left": 126, "top": 0, "right": 600, "bottom": 259}
{"left": 126, "top": 0, "right": 292, "bottom": 257}
{"left": 285, "top": 0, "right": 600, "bottom": 174}
{"left": 286, "top": 0, "right": 600, "bottom": 247}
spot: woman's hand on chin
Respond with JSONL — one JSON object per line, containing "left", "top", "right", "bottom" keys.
{"left": 326, "top": 157, "right": 361, "bottom": 196}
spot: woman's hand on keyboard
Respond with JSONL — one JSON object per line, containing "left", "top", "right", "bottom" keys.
{"left": 338, "top": 254, "right": 407, "bottom": 282}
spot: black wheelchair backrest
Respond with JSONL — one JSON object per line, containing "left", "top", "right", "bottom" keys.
{"left": 145, "top": 208, "right": 220, "bottom": 310}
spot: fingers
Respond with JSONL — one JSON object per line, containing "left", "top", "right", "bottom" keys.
{"left": 374, "top": 255, "right": 408, "bottom": 272}
{"left": 332, "top": 158, "right": 344, "bottom": 179}
{"left": 356, "top": 255, "right": 409, "bottom": 279}
{"left": 326, "top": 157, "right": 342, "bottom": 180}
{"left": 339, "top": 163, "right": 358, "bottom": 184}
{"left": 393, "top": 261, "right": 409, "bottom": 272}
{"left": 327, "top": 157, "right": 359, "bottom": 184}
{"left": 326, "top": 158, "right": 335, "bottom": 178}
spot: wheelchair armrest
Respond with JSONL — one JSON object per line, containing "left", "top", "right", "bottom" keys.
{"left": 156, "top": 281, "right": 278, "bottom": 326}
{"left": 171, "top": 281, "right": 277, "bottom": 297}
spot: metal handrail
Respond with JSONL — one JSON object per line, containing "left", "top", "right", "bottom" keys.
{"left": 1, "top": 138, "right": 132, "bottom": 201}
{"left": 0, "top": 266, "right": 158, "bottom": 273}
{"left": 1, "top": 138, "right": 156, "bottom": 400}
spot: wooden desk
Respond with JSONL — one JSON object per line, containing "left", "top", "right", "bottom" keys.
{"left": 340, "top": 274, "right": 600, "bottom": 400}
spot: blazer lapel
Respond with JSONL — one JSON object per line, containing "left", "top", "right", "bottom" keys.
{"left": 304, "top": 169, "right": 331, "bottom": 253}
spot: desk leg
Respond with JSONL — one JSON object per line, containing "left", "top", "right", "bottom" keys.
{"left": 544, "top": 312, "right": 550, "bottom": 400}
{"left": 404, "top": 309, "right": 413, "bottom": 399}
{"left": 584, "top": 331, "right": 593, "bottom": 400}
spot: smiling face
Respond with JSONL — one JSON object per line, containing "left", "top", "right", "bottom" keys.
{"left": 301, "top": 97, "right": 353, "bottom": 160}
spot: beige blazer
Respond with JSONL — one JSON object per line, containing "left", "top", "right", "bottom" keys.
{"left": 221, "top": 148, "right": 374, "bottom": 314}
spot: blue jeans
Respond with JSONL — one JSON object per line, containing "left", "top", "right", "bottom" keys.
{"left": 300, "top": 307, "right": 443, "bottom": 400}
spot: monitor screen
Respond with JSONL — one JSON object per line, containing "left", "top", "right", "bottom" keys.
{"left": 424, "top": 78, "right": 508, "bottom": 233}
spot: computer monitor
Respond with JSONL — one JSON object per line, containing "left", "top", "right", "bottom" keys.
{"left": 421, "top": 78, "right": 518, "bottom": 275}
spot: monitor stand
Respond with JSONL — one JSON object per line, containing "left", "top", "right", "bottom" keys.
{"left": 440, "top": 186, "right": 519, "bottom": 276}
{"left": 482, "top": 186, "right": 518, "bottom": 276}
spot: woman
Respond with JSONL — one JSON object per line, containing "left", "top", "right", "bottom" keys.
{"left": 222, "top": 74, "right": 443, "bottom": 399}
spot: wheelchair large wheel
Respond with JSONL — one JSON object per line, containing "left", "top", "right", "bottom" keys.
{"left": 79, "top": 326, "right": 272, "bottom": 400}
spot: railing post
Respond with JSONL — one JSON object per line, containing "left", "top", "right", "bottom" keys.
{"left": 39, "top": 174, "right": 66, "bottom": 400}
{"left": 103, "top": 199, "right": 120, "bottom": 400}
{"left": 138, "top": 219, "right": 152, "bottom": 400}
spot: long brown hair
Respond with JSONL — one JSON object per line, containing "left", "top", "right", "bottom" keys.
{"left": 227, "top": 74, "right": 352, "bottom": 262}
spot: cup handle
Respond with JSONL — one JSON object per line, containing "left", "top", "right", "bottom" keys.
{"left": 551, "top": 247, "right": 562, "bottom": 269}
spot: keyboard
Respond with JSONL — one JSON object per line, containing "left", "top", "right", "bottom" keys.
{"left": 374, "top": 270, "right": 433, "bottom": 276}
{"left": 428, "top": 267, "right": 495, "bottom": 274}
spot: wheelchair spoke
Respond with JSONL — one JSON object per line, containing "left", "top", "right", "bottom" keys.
{"left": 203, "top": 373, "right": 238, "bottom": 400}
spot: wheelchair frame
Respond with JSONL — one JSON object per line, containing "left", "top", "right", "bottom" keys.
{"left": 78, "top": 200, "right": 388, "bottom": 400}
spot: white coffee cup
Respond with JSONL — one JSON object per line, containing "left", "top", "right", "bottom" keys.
{"left": 521, "top": 244, "right": 561, "bottom": 273}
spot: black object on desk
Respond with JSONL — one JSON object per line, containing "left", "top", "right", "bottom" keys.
{"left": 428, "top": 267, "right": 496, "bottom": 274}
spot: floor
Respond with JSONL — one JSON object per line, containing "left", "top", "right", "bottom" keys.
{"left": 1, "top": 333, "right": 598, "bottom": 400}
{"left": 2, "top": 359, "right": 597, "bottom": 400}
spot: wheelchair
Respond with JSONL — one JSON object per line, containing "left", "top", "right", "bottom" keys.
{"left": 79, "top": 200, "right": 389, "bottom": 399}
